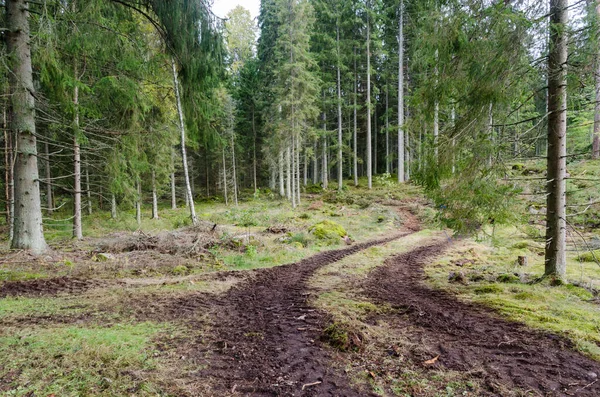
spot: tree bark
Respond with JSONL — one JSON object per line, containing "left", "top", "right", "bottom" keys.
{"left": 545, "top": 0, "right": 568, "bottom": 279}
{"left": 286, "top": 145, "right": 292, "bottom": 201}
{"left": 136, "top": 178, "right": 141, "bottom": 226}
{"left": 353, "top": 46, "right": 359, "bottom": 186}
{"left": 313, "top": 138, "right": 318, "bottom": 184}
{"left": 222, "top": 146, "right": 228, "bottom": 205}
{"left": 279, "top": 150, "right": 285, "bottom": 197}
{"left": 322, "top": 113, "right": 328, "bottom": 189}
{"left": 398, "top": 1, "right": 405, "bottom": 182}
{"left": 152, "top": 169, "right": 159, "bottom": 219}
{"left": 7, "top": 0, "right": 47, "bottom": 253}
{"left": 111, "top": 194, "right": 117, "bottom": 219}
{"left": 366, "top": 9, "right": 373, "bottom": 189}
{"left": 336, "top": 22, "right": 343, "bottom": 191}
{"left": 231, "top": 131, "right": 238, "bottom": 206}
{"left": 252, "top": 107, "right": 258, "bottom": 192}
{"left": 291, "top": 139, "right": 297, "bottom": 208}
{"left": 171, "top": 58, "right": 198, "bottom": 224}
{"left": 85, "top": 160, "right": 92, "bottom": 216}
{"left": 171, "top": 149, "right": 177, "bottom": 209}
{"left": 594, "top": 0, "right": 600, "bottom": 159}
{"left": 386, "top": 86, "right": 390, "bottom": 174}
{"left": 44, "top": 136, "right": 53, "bottom": 215}
{"left": 297, "top": 139, "right": 301, "bottom": 205}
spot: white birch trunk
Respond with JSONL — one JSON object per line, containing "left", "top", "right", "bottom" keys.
{"left": 171, "top": 57, "right": 197, "bottom": 224}
{"left": 291, "top": 139, "right": 297, "bottom": 208}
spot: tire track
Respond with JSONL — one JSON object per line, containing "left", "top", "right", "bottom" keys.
{"left": 200, "top": 233, "right": 411, "bottom": 396}
{"left": 363, "top": 243, "right": 600, "bottom": 396}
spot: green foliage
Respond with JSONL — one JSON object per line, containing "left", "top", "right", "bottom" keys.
{"left": 577, "top": 250, "right": 600, "bottom": 263}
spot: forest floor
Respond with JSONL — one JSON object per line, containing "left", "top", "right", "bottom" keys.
{"left": 1, "top": 170, "right": 600, "bottom": 396}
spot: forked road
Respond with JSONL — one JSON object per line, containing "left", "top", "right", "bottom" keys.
{"left": 200, "top": 235, "right": 600, "bottom": 396}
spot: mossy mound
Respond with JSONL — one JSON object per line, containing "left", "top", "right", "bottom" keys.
{"left": 309, "top": 220, "right": 347, "bottom": 241}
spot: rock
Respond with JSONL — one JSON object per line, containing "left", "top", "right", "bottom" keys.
{"left": 586, "top": 372, "right": 598, "bottom": 381}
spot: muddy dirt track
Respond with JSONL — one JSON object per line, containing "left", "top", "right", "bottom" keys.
{"left": 364, "top": 243, "right": 600, "bottom": 397}
{"left": 198, "top": 233, "right": 410, "bottom": 396}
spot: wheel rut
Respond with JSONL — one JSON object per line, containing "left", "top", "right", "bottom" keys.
{"left": 363, "top": 243, "right": 600, "bottom": 396}
{"left": 200, "top": 233, "right": 411, "bottom": 396}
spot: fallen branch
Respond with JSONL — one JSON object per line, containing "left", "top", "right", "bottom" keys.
{"left": 302, "top": 381, "right": 322, "bottom": 390}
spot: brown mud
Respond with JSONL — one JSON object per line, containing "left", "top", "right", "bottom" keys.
{"left": 196, "top": 233, "right": 410, "bottom": 396}
{"left": 364, "top": 243, "right": 600, "bottom": 396}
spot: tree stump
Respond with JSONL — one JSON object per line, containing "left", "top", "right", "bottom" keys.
{"left": 518, "top": 256, "right": 528, "bottom": 267}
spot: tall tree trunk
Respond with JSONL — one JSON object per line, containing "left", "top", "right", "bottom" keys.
{"left": 291, "top": 139, "right": 297, "bottom": 208}
{"left": 152, "top": 170, "right": 159, "bottom": 219}
{"left": 296, "top": 138, "right": 301, "bottom": 205}
{"left": 279, "top": 151, "right": 285, "bottom": 197}
{"left": 385, "top": 86, "right": 390, "bottom": 174}
{"left": 231, "top": 132, "right": 238, "bottom": 206}
{"left": 366, "top": 10, "right": 373, "bottom": 189}
{"left": 222, "top": 146, "right": 228, "bottom": 205}
{"left": 252, "top": 107, "right": 258, "bottom": 192}
{"left": 171, "top": 149, "right": 177, "bottom": 209}
{"left": 336, "top": 22, "right": 343, "bottom": 191}
{"left": 313, "top": 138, "right": 318, "bottom": 184}
{"left": 85, "top": 160, "right": 92, "bottom": 216}
{"left": 452, "top": 106, "right": 456, "bottom": 174}
{"left": 488, "top": 103, "right": 494, "bottom": 166}
{"left": 374, "top": 105, "right": 378, "bottom": 176}
{"left": 136, "top": 179, "right": 141, "bottom": 226}
{"left": 545, "top": 0, "right": 568, "bottom": 279}
{"left": 172, "top": 58, "right": 197, "bottom": 224}
{"left": 594, "top": 0, "right": 600, "bottom": 159}
{"left": 7, "top": 0, "right": 46, "bottom": 253}
{"left": 111, "top": 194, "right": 117, "bottom": 219}
{"left": 303, "top": 148, "right": 308, "bottom": 187}
{"left": 4, "top": 105, "right": 14, "bottom": 238}
{"left": 398, "top": 1, "right": 405, "bottom": 182}
{"left": 434, "top": 47, "right": 439, "bottom": 160}
{"left": 322, "top": 113, "right": 329, "bottom": 189}
{"left": 286, "top": 145, "right": 292, "bottom": 201}
{"left": 44, "top": 137, "right": 53, "bottom": 215}
{"left": 353, "top": 46, "right": 359, "bottom": 187}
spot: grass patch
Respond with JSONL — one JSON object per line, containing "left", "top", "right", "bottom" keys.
{"left": 428, "top": 234, "right": 600, "bottom": 360}
{"left": 0, "top": 323, "right": 166, "bottom": 396}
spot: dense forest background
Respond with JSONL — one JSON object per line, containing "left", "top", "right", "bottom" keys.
{"left": 1, "top": 0, "right": 599, "bottom": 279}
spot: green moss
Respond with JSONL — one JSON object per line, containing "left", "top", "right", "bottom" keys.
{"left": 310, "top": 220, "right": 347, "bottom": 241}
{"left": 497, "top": 273, "right": 520, "bottom": 283}
{"left": 172, "top": 265, "right": 188, "bottom": 275}
{"left": 473, "top": 284, "right": 503, "bottom": 294}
